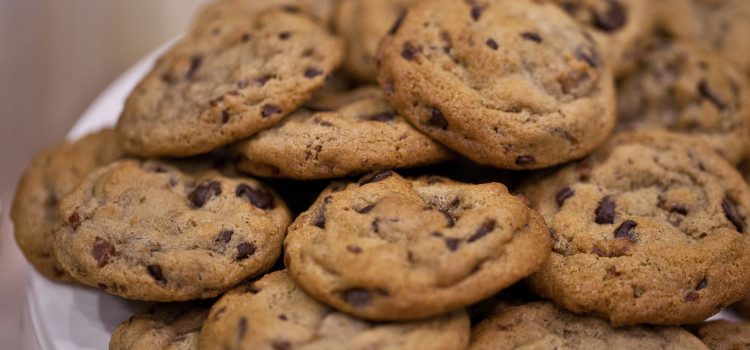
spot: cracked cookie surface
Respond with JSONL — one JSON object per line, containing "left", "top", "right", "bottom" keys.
{"left": 117, "top": 3, "right": 343, "bottom": 157}
{"left": 110, "top": 300, "right": 213, "bottom": 350}
{"left": 11, "top": 129, "right": 122, "bottom": 283}
{"left": 469, "top": 301, "right": 708, "bottom": 350}
{"left": 284, "top": 170, "right": 550, "bottom": 320}
{"left": 53, "top": 159, "right": 291, "bottom": 301}
{"left": 376, "top": 0, "right": 615, "bottom": 169}
{"left": 617, "top": 39, "right": 750, "bottom": 165}
{"left": 199, "top": 270, "right": 470, "bottom": 350}
{"left": 232, "top": 86, "right": 453, "bottom": 179}
{"left": 519, "top": 130, "right": 750, "bottom": 326}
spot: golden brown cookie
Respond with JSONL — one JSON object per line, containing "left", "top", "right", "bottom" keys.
{"left": 110, "top": 300, "right": 212, "bottom": 350}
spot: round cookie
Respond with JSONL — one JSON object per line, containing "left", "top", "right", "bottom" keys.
{"left": 376, "top": 0, "right": 616, "bottom": 169}
{"left": 284, "top": 170, "right": 551, "bottom": 320}
{"left": 684, "top": 320, "right": 750, "bottom": 350}
{"left": 198, "top": 270, "right": 470, "bottom": 350}
{"left": 552, "top": 0, "right": 654, "bottom": 77}
{"left": 53, "top": 159, "right": 291, "bottom": 301}
{"left": 519, "top": 130, "right": 750, "bottom": 326}
{"left": 110, "top": 300, "right": 212, "bottom": 350}
{"left": 655, "top": 0, "right": 750, "bottom": 76}
{"left": 469, "top": 301, "right": 709, "bottom": 350}
{"left": 334, "top": 0, "right": 416, "bottom": 82}
{"left": 232, "top": 86, "right": 454, "bottom": 179}
{"left": 11, "top": 129, "right": 122, "bottom": 283}
{"left": 617, "top": 39, "right": 750, "bottom": 165}
{"left": 116, "top": 3, "right": 344, "bottom": 157}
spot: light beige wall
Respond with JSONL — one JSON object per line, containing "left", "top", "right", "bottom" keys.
{"left": 0, "top": 1, "right": 205, "bottom": 347}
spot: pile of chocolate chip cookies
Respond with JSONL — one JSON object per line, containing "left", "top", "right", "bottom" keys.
{"left": 11, "top": 0, "right": 750, "bottom": 348}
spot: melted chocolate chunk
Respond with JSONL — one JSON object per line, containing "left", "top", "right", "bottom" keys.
{"left": 362, "top": 111, "right": 397, "bottom": 122}
{"left": 698, "top": 80, "right": 727, "bottom": 110}
{"left": 343, "top": 288, "right": 372, "bottom": 307}
{"left": 236, "top": 242, "right": 256, "bottom": 260}
{"left": 439, "top": 209, "right": 455, "bottom": 227}
{"left": 427, "top": 177, "right": 444, "bottom": 185}
{"left": 253, "top": 75, "right": 270, "bottom": 87}
{"left": 384, "top": 79, "right": 395, "bottom": 94}
{"left": 217, "top": 230, "right": 233, "bottom": 244}
{"left": 261, "top": 104, "right": 281, "bottom": 118}
{"left": 614, "top": 220, "right": 637, "bottom": 241}
{"left": 93, "top": 236, "right": 115, "bottom": 267}
{"left": 468, "top": 220, "right": 496, "bottom": 243}
{"left": 237, "top": 317, "right": 248, "bottom": 340}
{"left": 521, "top": 31, "right": 542, "bottom": 43}
{"left": 313, "top": 210, "right": 326, "bottom": 229}
{"left": 372, "top": 218, "right": 380, "bottom": 233}
{"left": 236, "top": 184, "right": 274, "bottom": 209}
{"left": 696, "top": 278, "right": 708, "bottom": 290}
{"left": 722, "top": 197, "right": 744, "bottom": 232}
{"left": 684, "top": 291, "right": 699, "bottom": 302}
{"left": 184, "top": 55, "right": 203, "bottom": 80}
{"left": 221, "top": 108, "right": 230, "bottom": 123}
{"left": 241, "top": 33, "right": 251, "bottom": 42}
{"left": 592, "top": 0, "right": 626, "bottom": 31}
{"left": 485, "top": 38, "right": 498, "bottom": 50}
{"left": 278, "top": 31, "right": 291, "bottom": 40}
{"left": 190, "top": 181, "right": 222, "bottom": 208}
{"left": 444, "top": 238, "right": 459, "bottom": 251}
{"left": 360, "top": 171, "right": 393, "bottom": 185}
{"left": 357, "top": 204, "right": 375, "bottom": 214}
{"left": 148, "top": 265, "right": 166, "bottom": 285}
{"left": 304, "top": 67, "right": 323, "bottom": 78}
{"left": 555, "top": 187, "right": 574, "bottom": 206}
{"left": 389, "top": 9, "right": 407, "bottom": 35}
{"left": 671, "top": 204, "right": 688, "bottom": 215}
{"left": 347, "top": 245, "right": 362, "bottom": 254}
{"left": 272, "top": 340, "right": 291, "bottom": 350}
{"left": 470, "top": 3, "right": 485, "bottom": 20}
{"left": 68, "top": 211, "right": 81, "bottom": 230}
{"left": 595, "top": 196, "right": 615, "bottom": 224}
{"left": 515, "top": 156, "right": 535, "bottom": 166}
{"left": 428, "top": 107, "right": 448, "bottom": 130}
{"left": 575, "top": 46, "right": 602, "bottom": 68}
{"left": 401, "top": 41, "right": 421, "bottom": 60}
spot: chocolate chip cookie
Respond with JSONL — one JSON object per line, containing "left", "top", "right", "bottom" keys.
{"left": 519, "top": 130, "right": 750, "bottom": 326}
{"left": 376, "top": 0, "right": 616, "bottom": 169}
{"left": 655, "top": 0, "right": 750, "bottom": 76}
{"left": 684, "top": 320, "right": 750, "bottom": 350}
{"left": 110, "top": 300, "right": 213, "bottom": 350}
{"left": 470, "top": 301, "right": 709, "bottom": 350}
{"left": 11, "top": 129, "right": 122, "bottom": 283}
{"left": 117, "top": 3, "right": 344, "bottom": 157}
{"left": 617, "top": 39, "right": 750, "bottom": 165}
{"left": 232, "top": 86, "right": 454, "bottom": 179}
{"left": 199, "top": 270, "right": 470, "bottom": 350}
{"left": 284, "top": 170, "right": 551, "bottom": 320}
{"left": 334, "top": 0, "right": 416, "bottom": 82}
{"left": 53, "top": 159, "right": 291, "bottom": 301}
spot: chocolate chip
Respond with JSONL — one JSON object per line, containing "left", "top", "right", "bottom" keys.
{"left": 357, "top": 204, "right": 375, "bottom": 214}
{"left": 470, "top": 3, "right": 485, "bottom": 20}
{"left": 360, "top": 170, "right": 393, "bottom": 185}
{"left": 278, "top": 314, "right": 288, "bottom": 321}
{"left": 614, "top": 220, "right": 637, "bottom": 241}
{"left": 696, "top": 278, "right": 708, "bottom": 290}
{"left": 468, "top": 220, "right": 496, "bottom": 243}
{"left": 347, "top": 245, "right": 362, "bottom": 254}
{"left": 243, "top": 282, "right": 261, "bottom": 294}
{"left": 236, "top": 184, "right": 274, "bottom": 209}
{"left": 722, "top": 197, "right": 744, "bottom": 232}
{"left": 93, "top": 236, "right": 115, "bottom": 267}
{"left": 595, "top": 196, "right": 615, "bottom": 224}
{"left": 189, "top": 181, "right": 222, "bottom": 208}
{"left": 592, "top": 0, "right": 626, "bottom": 31}
{"left": 209, "top": 96, "right": 224, "bottom": 107}
{"left": 213, "top": 308, "right": 226, "bottom": 320}
{"left": 698, "top": 80, "right": 727, "bottom": 109}
{"left": 671, "top": 204, "right": 688, "bottom": 215}
{"left": 241, "top": 33, "right": 251, "bottom": 42}
{"left": 684, "top": 291, "right": 699, "bottom": 302}
{"left": 281, "top": 5, "right": 300, "bottom": 13}
{"left": 97, "top": 283, "right": 107, "bottom": 290}
{"left": 217, "top": 230, "right": 233, "bottom": 244}
{"left": 278, "top": 31, "right": 291, "bottom": 40}
{"left": 221, "top": 108, "right": 230, "bottom": 123}
{"left": 575, "top": 46, "right": 602, "bottom": 68}
{"left": 261, "top": 104, "right": 281, "bottom": 118}
{"left": 427, "top": 177, "right": 444, "bottom": 185}
{"left": 521, "top": 31, "right": 542, "bottom": 43}
{"left": 237, "top": 317, "right": 248, "bottom": 340}
{"left": 362, "top": 111, "right": 397, "bottom": 122}
{"left": 427, "top": 107, "right": 448, "bottom": 130}
{"left": 439, "top": 209, "right": 455, "bottom": 227}
{"left": 444, "top": 238, "right": 459, "bottom": 251}
{"left": 389, "top": 9, "right": 407, "bottom": 34}
{"left": 555, "top": 187, "right": 574, "bottom": 206}
{"left": 184, "top": 55, "right": 202, "bottom": 80}
{"left": 304, "top": 67, "right": 323, "bottom": 78}
{"left": 343, "top": 288, "right": 371, "bottom": 307}
{"left": 485, "top": 38, "right": 498, "bottom": 50}
{"left": 515, "top": 156, "right": 535, "bottom": 166}
{"left": 313, "top": 210, "right": 326, "bottom": 229}
{"left": 147, "top": 265, "right": 166, "bottom": 285}
{"left": 253, "top": 76, "right": 270, "bottom": 87}
{"left": 401, "top": 41, "right": 421, "bottom": 60}
{"left": 68, "top": 211, "right": 81, "bottom": 230}
{"left": 272, "top": 340, "right": 291, "bottom": 350}
{"left": 236, "top": 242, "right": 256, "bottom": 260}
{"left": 372, "top": 219, "right": 380, "bottom": 233}
{"left": 384, "top": 79, "right": 395, "bottom": 94}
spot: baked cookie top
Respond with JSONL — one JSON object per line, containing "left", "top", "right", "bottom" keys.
{"left": 110, "top": 300, "right": 212, "bottom": 350}
{"left": 469, "top": 301, "right": 709, "bottom": 350}
{"left": 334, "top": 0, "right": 416, "bottom": 82}
{"left": 11, "top": 129, "right": 122, "bottom": 283}
{"left": 656, "top": 0, "right": 750, "bottom": 76}
{"left": 284, "top": 170, "right": 550, "bottom": 320}
{"left": 519, "top": 130, "right": 750, "bottom": 326}
{"left": 617, "top": 39, "right": 750, "bottom": 165}
{"left": 684, "top": 320, "right": 750, "bottom": 350}
{"left": 376, "top": 0, "right": 615, "bottom": 169}
{"left": 116, "top": 3, "right": 343, "bottom": 157}
{"left": 53, "top": 159, "right": 291, "bottom": 301}
{"left": 198, "top": 270, "right": 470, "bottom": 350}
{"left": 552, "top": 0, "right": 654, "bottom": 76}
{"left": 232, "top": 86, "right": 454, "bottom": 179}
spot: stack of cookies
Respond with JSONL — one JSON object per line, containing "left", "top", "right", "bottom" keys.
{"left": 11, "top": 0, "right": 750, "bottom": 348}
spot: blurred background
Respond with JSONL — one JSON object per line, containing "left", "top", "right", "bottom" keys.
{"left": 0, "top": 1, "right": 206, "bottom": 347}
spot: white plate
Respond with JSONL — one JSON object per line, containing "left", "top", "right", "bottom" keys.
{"left": 23, "top": 38, "right": 748, "bottom": 350}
